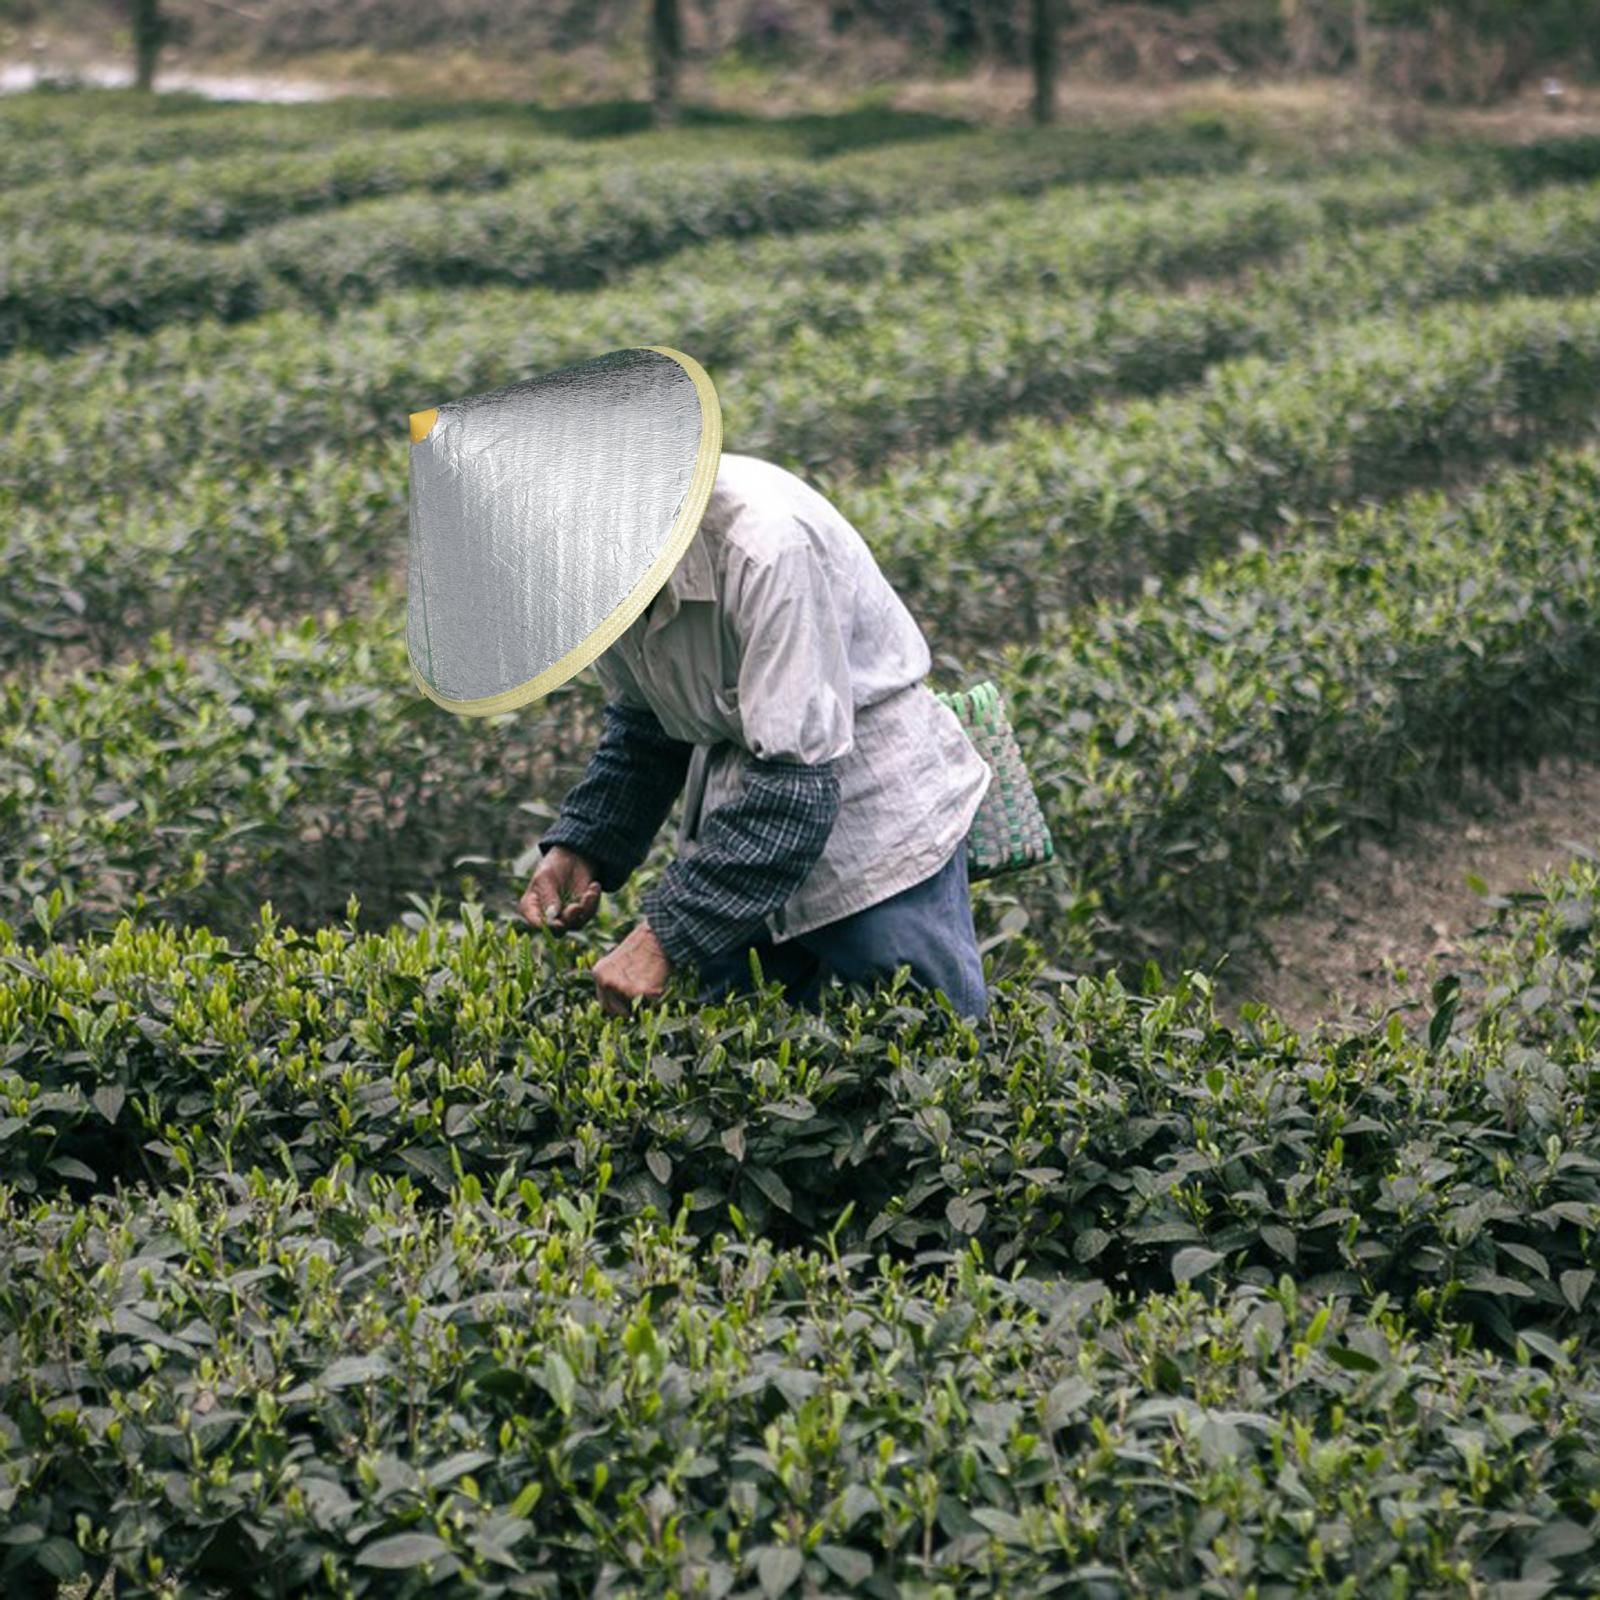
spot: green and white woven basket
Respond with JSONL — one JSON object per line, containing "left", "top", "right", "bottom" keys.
{"left": 934, "top": 680, "right": 1055, "bottom": 880}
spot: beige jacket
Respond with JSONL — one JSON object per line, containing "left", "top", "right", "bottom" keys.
{"left": 594, "top": 453, "right": 989, "bottom": 942}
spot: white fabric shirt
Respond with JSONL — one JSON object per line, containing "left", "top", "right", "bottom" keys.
{"left": 593, "top": 453, "right": 991, "bottom": 942}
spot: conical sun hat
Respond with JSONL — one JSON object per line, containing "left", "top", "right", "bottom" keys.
{"left": 406, "top": 345, "right": 721, "bottom": 716}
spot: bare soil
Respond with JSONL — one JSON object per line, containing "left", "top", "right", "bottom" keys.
{"left": 1217, "top": 754, "right": 1600, "bottom": 1039}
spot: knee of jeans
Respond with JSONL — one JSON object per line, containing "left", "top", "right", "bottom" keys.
{"left": 920, "top": 965, "right": 987, "bottom": 1021}
{"left": 956, "top": 981, "right": 989, "bottom": 1021}
{"left": 952, "top": 957, "right": 989, "bottom": 1020}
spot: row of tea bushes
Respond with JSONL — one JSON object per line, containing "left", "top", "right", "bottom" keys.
{"left": 1, "top": 100, "right": 354, "bottom": 189}
{"left": 0, "top": 98, "right": 786, "bottom": 194}
{"left": 9, "top": 268, "right": 1600, "bottom": 676}
{"left": 5, "top": 105, "right": 1036, "bottom": 243}
{"left": 4, "top": 156, "right": 1586, "bottom": 504}
{"left": 0, "top": 172, "right": 1473, "bottom": 658}
{"left": 2, "top": 451, "right": 407, "bottom": 663}
{"left": 0, "top": 88, "right": 961, "bottom": 190}
{"left": 0, "top": 92, "right": 1254, "bottom": 189}
{"left": 0, "top": 167, "right": 1448, "bottom": 516}
{"left": 678, "top": 160, "right": 1463, "bottom": 296}
{"left": 4, "top": 296, "right": 1600, "bottom": 937}
{"left": 1011, "top": 442, "right": 1600, "bottom": 972}
{"left": 857, "top": 286, "right": 1600, "bottom": 635}
{"left": 0, "top": 229, "right": 274, "bottom": 360}
{"left": 0, "top": 603, "right": 606, "bottom": 941}
{"left": 6, "top": 868, "right": 1600, "bottom": 1341}
{"left": 771, "top": 172, "right": 1600, "bottom": 491}
{"left": 0, "top": 121, "right": 1261, "bottom": 357}
{"left": 6, "top": 424, "right": 1600, "bottom": 979}
{"left": 0, "top": 278, "right": 1258, "bottom": 663}
{"left": 0, "top": 89, "right": 587, "bottom": 188}
{"left": 0, "top": 130, "right": 577, "bottom": 243}
{"left": 0, "top": 159, "right": 886, "bottom": 357}
{"left": 8, "top": 162, "right": 1597, "bottom": 644}
{"left": 4, "top": 1156, "right": 1593, "bottom": 1599}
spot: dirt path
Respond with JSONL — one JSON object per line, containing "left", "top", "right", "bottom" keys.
{"left": 1216, "top": 755, "right": 1600, "bottom": 1038}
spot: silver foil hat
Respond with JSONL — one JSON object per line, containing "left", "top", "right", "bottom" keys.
{"left": 406, "top": 345, "right": 721, "bottom": 716}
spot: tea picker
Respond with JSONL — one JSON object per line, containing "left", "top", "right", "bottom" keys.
{"left": 405, "top": 347, "right": 1052, "bottom": 1020}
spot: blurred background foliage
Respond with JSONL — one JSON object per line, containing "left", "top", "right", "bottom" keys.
{"left": 1, "top": 1, "right": 1596, "bottom": 106}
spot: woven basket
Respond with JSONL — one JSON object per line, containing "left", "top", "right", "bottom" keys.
{"left": 934, "top": 680, "right": 1055, "bottom": 880}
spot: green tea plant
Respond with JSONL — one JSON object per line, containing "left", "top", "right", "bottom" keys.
{"left": 15, "top": 204, "right": 1600, "bottom": 667}
{"left": 0, "top": 90, "right": 577, "bottom": 187}
{"left": 1010, "top": 443, "right": 1600, "bottom": 970}
{"left": 853, "top": 285, "right": 1600, "bottom": 636}
{"left": 0, "top": 122, "right": 1260, "bottom": 358}
{"left": 6, "top": 160, "right": 1590, "bottom": 505}
{"left": 5, "top": 1163, "right": 1593, "bottom": 1599}
{"left": 11, "top": 93, "right": 1600, "bottom": 1600}
{"left": 0, "top": 608, "right": 602, "bottom": 940}
{"left": 8, "top": 434, "right": 1600, "bottom": 977}
{"left": 0, "top": 131, "right": 580, "bottom": 243}
{"left": 2, "top": 895, "right": 1599, "bottom": 1344}
{"left": 6, "top": 859, "right": 1600, "bottom": 1592}
{"left": 11, "top": 171, "right": 1600, "bottom": 678}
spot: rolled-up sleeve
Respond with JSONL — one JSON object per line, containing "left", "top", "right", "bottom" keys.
{"left": 726, "top": 536, "right": 855, "bottom": 766}
{"left": 641, "top": 756, "right": 841, "bottom": 972}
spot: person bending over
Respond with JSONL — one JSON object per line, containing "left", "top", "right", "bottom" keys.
{"left": 519, "top": 452, "right": 992, "bottom": 1019}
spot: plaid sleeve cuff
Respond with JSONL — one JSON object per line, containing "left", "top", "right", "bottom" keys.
{"left": 641, "top": 756, "right": 841, "bottom": 974}
{"left": 539, "top": 701, "right": 693, "bottom": 893}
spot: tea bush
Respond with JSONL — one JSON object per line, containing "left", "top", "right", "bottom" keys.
{"left": 0, "top": 122, "right": 1261, "bottom": 358}
{"left": 0, "top": 91, "right": 577, "bottom": 188}
{"left": 0, "top": 132, "right": 577, "bottom": 243}
{"left": 1, "top": 159, "right": 1583, "bottom": 504}
{"left": 14, "top": 93, "right": 1600, "bottom": 1599}
{"left": 15, "top": 189, "right": 1600, "bottom": 665}
{"left": 7, "top": 436, "right": 1600, "bottom": 969}
{"left": 11, "top": 173, "right": 1600, "bottom": 670}
{"left": 0, "top": 160, "right": 877, "bottom": 357}
{"left": 3, "top": 890, "right": 1600, "bottom": 1340}
{"left": 6, "top": 1170, "right": 1596, "bottom": 1599}
{"left": 0, "top": 611, "right": 603, "bottom": 940}
{"left": 1011, "top": 441, "right": 1600, "bottom": 970}
{"left": 5, "top": 877, "right": 1600, "bottom": 1595}
{"left": 0, "top": 86, "right": 970, "bottom": 191}
{"left": 857, "top": 283, "right": 1600, "bottom": 636}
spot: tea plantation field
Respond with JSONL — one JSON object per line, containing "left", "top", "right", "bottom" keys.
{"left": 7, "top": 87, "right": 1600, "bottom": 1598}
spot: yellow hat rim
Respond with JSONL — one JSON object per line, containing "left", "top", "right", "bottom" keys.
{"left": 404, "top": 345, "right": 722, "bottom": 718}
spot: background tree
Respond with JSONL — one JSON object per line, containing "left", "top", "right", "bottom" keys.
{"left": 1352, "top": 0, "right": 1372, "bottom": 94}
{"left": 1280, "top": 0, "right": 1318, "bottom": 77}
{"left": 652, "top": 0, "right": 682, "bottom": 125}
{"left": 107, "top": 0, "right": 168, "bottom": 90}
{"left": 1030, "top": 0, "right": 1058, "bottom": 123}
{"left": 22, "top": 0, "right": 1600, "bottom": 105}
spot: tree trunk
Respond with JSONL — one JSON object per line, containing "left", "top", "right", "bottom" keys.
{"left": 651, "top": 0, "right": 682, "bottom": 127}
{"left": 1352, "top": 0, "right": 1374, "bottom": 95}
{"left": 1030, "top": 0, "right": 1058, "bottom": 125}
{"left": 1281, "top": 0, "right": 1316, "bottom": 78}
{"left": 133, "top": 0, "right": 162, "bottom": 92}
{"left": 972, "top": 0, "right": 997, "bottom": 66}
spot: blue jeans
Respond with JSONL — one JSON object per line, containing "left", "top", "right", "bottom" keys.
{"left": 697, "top": 840, "right": 989, "bottom": 1019}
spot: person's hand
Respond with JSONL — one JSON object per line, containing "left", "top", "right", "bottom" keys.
{"left": 518, "top": 845, "right": 601, "bottom": 934}
{"left": 593, "top": 921, "right": 672, "bottom": 1015}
